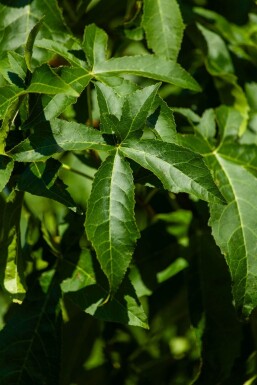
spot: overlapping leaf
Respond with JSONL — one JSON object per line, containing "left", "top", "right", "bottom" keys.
{"left": 94, "top": 55, "right": 201, "bottom": 91}
{"left": 120, "top": 139, "right": 224, "bottom": 203}
{"left": 8, "top": 118, "right": 112, "bottom": 162}
{"left": 61, "top": 249, "right": 148, "bottom": 328}
{"left": 0, "top": 0, "right": 70, "bottom": 55}
{"left": 17, "top": 159, "right": 78, "bottom": 212}
{"left": 178, "top": 106, "right": 257, "bottom": 317}
{"left": 0, "top": 155, "right": 13, "bottom": 192}
{"left": 0, "top": 275, "right": 61, "bottom": 385}
{"left": 85, "top": 150, "right": 140, "bottom": 294}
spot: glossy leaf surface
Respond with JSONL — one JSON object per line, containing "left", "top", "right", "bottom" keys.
{"left": 85, "top": 151, "right": 140, "bottom": 294}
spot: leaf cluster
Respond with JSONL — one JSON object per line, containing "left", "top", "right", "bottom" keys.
{"left": 1, "top": 0, "right": 257, "bottom": 384}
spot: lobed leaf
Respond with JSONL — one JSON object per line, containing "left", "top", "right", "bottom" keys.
{"left": 85, "top": 150, "right": 140, "bottom": 294}
{"left": 117, "top": 83, "right": 160, "bottom": 141}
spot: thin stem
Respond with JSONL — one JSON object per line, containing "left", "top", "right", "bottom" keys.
{"left": 87, "top": 83, "right": 93, "bottom": 127}
{"left": 61, "top": 163, "right": 94, "bottom": 180}
{"left": 144, "top": 188, "right": 158, "bottom": 204}
{"left": 63, "top": 0, "right": 77, "bottom": 23}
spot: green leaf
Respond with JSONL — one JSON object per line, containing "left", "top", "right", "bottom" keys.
{"left": 150, "top": 97, "right": 177, "bottom": 142}
{"left": 207, "top": 154, "right": 257, "bottom": 317}
{"left": 17, "top": 159, "right": 79, "bottom": 213}
{"left": 8, "top": 52, "right": 27, "bottom": 82}
{"left": 197, "top": 24, "right": 249, "bottom": 136}
{"left": 121, "top": 139, "right": 224, "bottom": 203}
{"left": 117, "top": 83, "right": 160, "bottom": 141}
{"left": 35, "top": 38, "right": 88, "bottom": 68}
{"left": 95, "top": 81, "right": 123, "bottom": 119}
{"left": 0, "top": 156, "right": 14, "bottom": 192}
{"left": 8, "top": 119, "right": 113, "bottom": 162}
{"left": 0, "top": 85, "right": 21, "bottom": 119}
{"left": 93, "top": 55, "right": 201, "bottom": 91}
{"left": 0, "top": 275, "right": 61, "bottom": 385}
{"left": 27, "top": 64, "right": 79, "bottom": 96}
{"left": 157, "top": 257, "right": 188, "bottom": 283}
{"left": 142, "top": 0, "right": 184, "bottom": 60}
{"left": 0, "top": 191, "right": 26, "bottom": 299}
{"left": 85, "top": 150, "right": 140, "bottom": 294}
{"left": 61, "top": 249, "right": 148, "bottom": 328}
{"left": 82, "top": 23, "right": 108, "bottom": 67}
{"left": 25, "top": 17, "right": 44, "bottom": 72}
{"left": 0, "top": 0, "right": 70, "bottom": 54}
{"left": 197, "top": 23, "right": 234, "bottom": 74}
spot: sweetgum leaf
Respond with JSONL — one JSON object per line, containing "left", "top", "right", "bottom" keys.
{"left": 117, "top": 83, "right": 160, "bottom": 141}
{"left": 85, "top": 150, "right": 140, "bottom": 294}
{"left": 17, "top": 159, "right": 79, "bottom": 212}
{"left": 142, "top": 0, "right": 184, "bottom": 60}
{"left": 121, "top": 139, "right": 224, "bottom": 203}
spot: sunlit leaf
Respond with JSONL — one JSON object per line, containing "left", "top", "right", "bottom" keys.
{"left": 0, "top": 191, "right": 26, "bottom": 299}
{"left": 142, "top": 0, "right": 184, "bottom": 60}
{"left": 94, "top": 55, "right": 201, "bottom": 91}
{"left": 85, "top": 150, "right": 140, "bottom": 294}
{"left": 121, "top": 139, "right": 224, "bottom": 203}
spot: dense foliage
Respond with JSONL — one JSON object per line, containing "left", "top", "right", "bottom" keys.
{"left": 0, "top": 0, "right": 257, "bottom": 383}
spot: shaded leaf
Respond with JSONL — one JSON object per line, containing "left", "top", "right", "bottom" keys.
{"left": 188, "top": 230, "right": 242, "bottom": 384}
{"left": 17, "top": 159, "right": 79, "bottom": 213}
{"left": 82, "top": 23, "right": 108, "bottom": 67}
{"left": 25, "top": 17, "right": 44, "bottom": 72}
{"left": 8, "top": 118, "right": 113, "bottom": 162}
{"left": 0, "top": 155, "right": 14, "bottom": 192}
{"left": 142, "top": 0, "right": 184, "bottom": 60}
{"left": 0, "top": 275, "right": 61, "bottom": 385}
{"left": 85, "top": 150, "right": 140, "bottom": 294}
{"left": 61, "top": 249, "right": 148, "bottom": 328}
